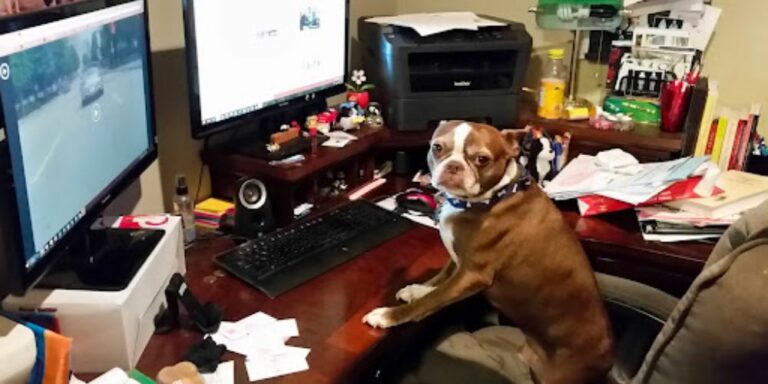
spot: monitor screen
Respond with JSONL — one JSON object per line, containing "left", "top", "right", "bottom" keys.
{"left": 185, "top": 0, "right": 347, "bottom": 137}
{"left": 0, "top": 1, "right": 154, "bottom": 271}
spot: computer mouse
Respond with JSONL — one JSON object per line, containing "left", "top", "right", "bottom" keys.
{"left": 396, "top": 188, "right": 437, "bottom": 215}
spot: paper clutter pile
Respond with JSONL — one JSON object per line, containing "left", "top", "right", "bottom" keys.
{"left": 545, "top": 149, "right": 719, "bottom": 214}
{"left": 546, "top": 149, "right": 768, "bottom": 242}
{"left": 208, "top": 312, "right": 309, "bottom": 382}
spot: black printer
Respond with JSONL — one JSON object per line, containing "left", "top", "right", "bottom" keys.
{"left": 359, "top": 17, "right": 532, "bottom": 132}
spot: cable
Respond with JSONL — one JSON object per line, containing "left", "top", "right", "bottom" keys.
{"left": 193, "top": 137, "right": 209, "bottom": 204}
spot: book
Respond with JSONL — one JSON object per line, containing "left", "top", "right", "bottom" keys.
{"left": 704, "top": 118, "right": 719, "bottom": 155}
{"left": 710, "top": 114, "right": 728, "bottom": 164}
{"left": 741, "top": 104, "right": 762, "bottom": 171}
{"left": 665, "top": 171, "right": 768, "bottom": 218}
{"left": 694, "top": 81, "right": 719, "bottom": 156}
{"left": 728, "top": 119, "right": 748, "bottom": 170}
{"left": 681, "top": 77, "right": 709, "bottom": 156}
{"left": 718, "top": 110, "right": 739, "bottom": 170}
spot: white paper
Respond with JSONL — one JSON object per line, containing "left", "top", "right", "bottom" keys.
{"left": 367, "top": 12, "right": 505, "bottom": 37}
{"left": 208, "top": 312, "right": 311, "bottom": 382}
{"left": 546, "top": 152, "right": 711, "bottom": 204}
{"left": 245, "top": 354, "right": 310, "bottom": 382}
{"left": 641, "top": 232, "right": 720, "bottom": 242}
{"left": 86, "top": 368, "right": 138, "bottom": 384}
{"left": 627, "top": 0, "right": 704, "bottom": 19}
{"left": 322, "top": 137, "right": 352, "bottom": 148}
{"left": 687, "top": 5, "right": 721, "bottom": 51}
{"left": 327, "top": 131, "right": 359, "bottom": 141}
{"left": 202, "top": 360, "right": 235, "bottom": 384}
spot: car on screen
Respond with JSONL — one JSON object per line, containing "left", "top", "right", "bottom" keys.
{"left": 80, "top": 66, "right": 104, "bottom": 106}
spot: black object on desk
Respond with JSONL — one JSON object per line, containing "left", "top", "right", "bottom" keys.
{"left": 215, "top": 200, "right": 414, "bottom": 297}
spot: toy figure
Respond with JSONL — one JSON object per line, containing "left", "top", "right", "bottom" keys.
{"left": 364, "top": 102, "right": 384, "bottom": 128}
{"left": 336, "top": 101, "right": 365, "bottom": 131}
{"left": 523, "top": 126, "right": 557, "bottom": 186}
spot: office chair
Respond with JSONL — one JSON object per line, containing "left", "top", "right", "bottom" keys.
{"left": 400, "top": 200, "right": 768, "bottom": 384}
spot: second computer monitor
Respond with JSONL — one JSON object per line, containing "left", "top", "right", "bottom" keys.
{"left": 183, "top": 0, "right": 349, "bottom": 138}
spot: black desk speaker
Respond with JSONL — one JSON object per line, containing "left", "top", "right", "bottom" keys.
{"left": 234, "top": 178, "right": 275, "bottom": 238}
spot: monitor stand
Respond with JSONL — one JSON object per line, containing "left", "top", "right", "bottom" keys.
{"left": 208, "top": 97, "right": 329, "bottom": 159}
{"left": 36, "top": 227, "right": 164, "bottom": 291}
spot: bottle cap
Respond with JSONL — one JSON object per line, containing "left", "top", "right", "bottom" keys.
{"left": 548, "top": 48, "right": 565, "bottom": 60}
{"left": 175, "top": 174, "right": 189, "bottom": 196}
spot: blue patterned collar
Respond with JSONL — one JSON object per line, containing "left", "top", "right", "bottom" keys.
{"left": 445, "top": 173, "right": 532, "bottom": 210}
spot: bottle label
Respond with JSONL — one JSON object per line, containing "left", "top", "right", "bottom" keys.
{"left": 538, "top": 78, "right": 566, "bottom": 119}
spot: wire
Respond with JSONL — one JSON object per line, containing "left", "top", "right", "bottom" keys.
{"left": 193, "top": 137, "right": 209, "bottom": 204}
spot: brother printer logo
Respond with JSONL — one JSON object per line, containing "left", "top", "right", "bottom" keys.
{"left": 453, "top": 81, "right": 472, "bottom": 87}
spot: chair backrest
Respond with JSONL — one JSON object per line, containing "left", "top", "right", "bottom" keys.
{"left": 633, "top": 201, "right": 768, "bottom": 384}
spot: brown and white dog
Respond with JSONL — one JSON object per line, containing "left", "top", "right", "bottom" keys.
{"left": 363, "top": 121, "right": 614, "bottom": 384}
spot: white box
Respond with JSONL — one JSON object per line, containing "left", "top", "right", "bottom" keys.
{"left": 3, "top": 216, "right": 185, "bottom": 373}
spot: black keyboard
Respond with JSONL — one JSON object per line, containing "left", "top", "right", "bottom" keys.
{"left": 215, "top": 200, "right": 415, "bottom": 297}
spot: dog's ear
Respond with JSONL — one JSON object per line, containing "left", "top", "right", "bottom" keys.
{"left": 500, "top": 125, "right": 532, "bottom": 157}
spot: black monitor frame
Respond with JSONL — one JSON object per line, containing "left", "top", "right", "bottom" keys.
{"left": 182, "top": 0, "right": 350, "bottom": 139}
{"left": 0, "top": 0, "right": 158, "bottom": 295}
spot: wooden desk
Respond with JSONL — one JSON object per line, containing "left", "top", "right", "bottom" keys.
{"left": 132, "top": 199, "right": 712, "bottom": 383}
{"left": 136, "top": 225, "right": 449, "bottom": 383}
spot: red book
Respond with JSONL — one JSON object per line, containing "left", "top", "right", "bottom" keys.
{"left": 704, "top": 118, "right": 719, "bottom": 155}
{"left": 734, "top": 114, "right": 756, "bottom": 171}
{"left": 728, "top": 119, "right": 748, "bottom": 170}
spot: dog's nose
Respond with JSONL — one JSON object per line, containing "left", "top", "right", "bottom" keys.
{"left": 445, "top": 161, "right": 463, "bottom": 175}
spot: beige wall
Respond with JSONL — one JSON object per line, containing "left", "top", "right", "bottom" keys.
{"left": 703, "top": 0, "right": 767, "bottom": 135}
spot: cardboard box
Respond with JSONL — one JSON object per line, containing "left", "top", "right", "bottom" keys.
{"left": 3, "top": 216, "right": 185, "bottom": 373}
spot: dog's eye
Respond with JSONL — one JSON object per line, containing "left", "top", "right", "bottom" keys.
{"left": 475, "top": 155, "right": 490, "bottom": 166}
{"left": 432, "top": 143, "right": 443, "bottom": 153}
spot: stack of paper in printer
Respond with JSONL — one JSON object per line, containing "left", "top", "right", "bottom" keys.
{"left": 366, "top": 12, "right": 505, "bottom": 37}
{"left": 208, "top": 312, "right": 309, "bottom": 382}
{"left": 545, "top": 149, "right": 719, "bottom": 216}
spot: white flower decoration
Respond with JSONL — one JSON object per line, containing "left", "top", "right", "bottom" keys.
{"left": 351, "top": 69, "right": 367, "bottom": 86}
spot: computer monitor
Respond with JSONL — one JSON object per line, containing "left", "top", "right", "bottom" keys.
{"left": 0, "top": 0, "right": 157, "bottom": 295}
{"left": 183, "top": 0, "right": 349, "bottom": 138}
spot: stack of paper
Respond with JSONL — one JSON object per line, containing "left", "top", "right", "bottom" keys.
{"left": 366, "top": 12, "right": 505, "bottom": 37}
{"left": 194, "top": 198, "right": 235, "bottom": 229}
{"left": 545, "top": 151, "right": 712, "bottom": 205}
{"left": 322, "top": 130, "right": 359, "bottom": 148}
{"left": 208, "top": 312, "right": 310, "bottom": 382}
{"left": 636, "top": 206, "right": 737, "bottom": 242}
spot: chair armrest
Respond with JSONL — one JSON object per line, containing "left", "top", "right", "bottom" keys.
{"left": 596, "top": 273, "right": 678, "bottom": 323}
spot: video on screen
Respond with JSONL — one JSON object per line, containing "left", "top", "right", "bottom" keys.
{"left": 1, "top": 13, "right": 152, "bottom": 263}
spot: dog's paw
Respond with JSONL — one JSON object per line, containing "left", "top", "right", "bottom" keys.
{"left": 363, "top": 307, "right": 398, "bottom": 329}
{"left": 396, "top": 284, "right": 435, "bottom": 303}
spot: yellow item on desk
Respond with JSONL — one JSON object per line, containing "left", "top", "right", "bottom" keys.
{"left": 195, "top": 198, "right": 234, "bottom": 214}
{"left": 538, "top": 49, "right": 567, "bottom": 120}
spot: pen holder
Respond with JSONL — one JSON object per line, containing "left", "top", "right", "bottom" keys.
{"left": 660, "top": 81, "right": 692, "bottom": 133}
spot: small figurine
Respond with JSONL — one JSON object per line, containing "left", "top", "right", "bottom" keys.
{"left": 523, "top": 126, "right": 557, "bottom": 186}
{"left": 336, "top": 101, "right": 365, "bottom": 131}
{"left": 305, "top": 115, "right": 319, "bottom": 131}
{"left": 364, "top": 102, "right": 384, "bottom": 128}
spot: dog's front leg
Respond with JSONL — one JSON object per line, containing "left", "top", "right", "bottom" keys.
{"left": 364, "top": 267, "right": 491, "bottom": 329}
{"left": 396, "top": 261, "right": 456, "bottom": 303}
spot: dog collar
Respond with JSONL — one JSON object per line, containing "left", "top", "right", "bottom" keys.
{"left": 444, "top": 172, "right": 532, "bottom": 210}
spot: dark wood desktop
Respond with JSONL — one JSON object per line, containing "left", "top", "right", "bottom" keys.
{"left": 132, "top": 198, "right": 713, "bottom": 383}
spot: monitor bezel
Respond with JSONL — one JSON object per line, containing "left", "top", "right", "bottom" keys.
{"left": 0, "top": 0, "right": 158, "bottom": 294}
{"left": 182, "top": 0, "right": 350, "bottom": 139}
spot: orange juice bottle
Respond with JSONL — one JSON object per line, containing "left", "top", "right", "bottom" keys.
{"left": 538, "top": 49, "right": 567, "bottom": 120}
